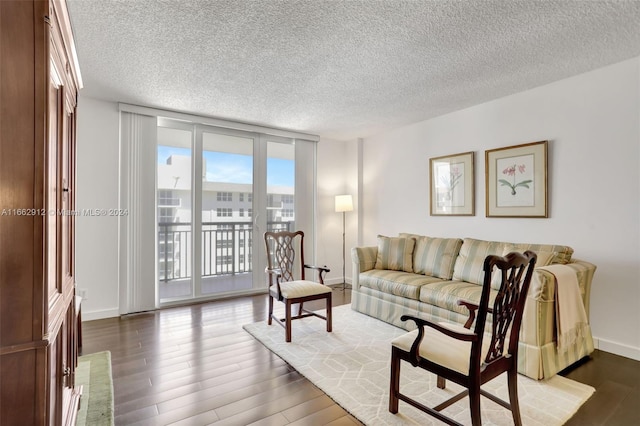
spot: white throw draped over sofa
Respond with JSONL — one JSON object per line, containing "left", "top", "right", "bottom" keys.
{"left": 351, "top": 234, "right": 596, "bottom": 379}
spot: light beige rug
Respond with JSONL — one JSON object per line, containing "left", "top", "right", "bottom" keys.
{"left": 243, "top": 305, "right": 594, "bottom": 426}
{"left": 75, "top": 351, "right": 114, "bottom": 426}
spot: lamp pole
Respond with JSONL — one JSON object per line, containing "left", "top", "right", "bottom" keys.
{"left": 335, "top": 194, "right": 353, "bottom": 291}
{"left": 342, "top": 210, "right": 346, "bottom": 291}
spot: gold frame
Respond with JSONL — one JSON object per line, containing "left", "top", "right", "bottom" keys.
{"left": 485, "top": 141, "right": 548, "bottom": 218}
{"left": 429, "top": 151, "right": 475, "bottom": 216}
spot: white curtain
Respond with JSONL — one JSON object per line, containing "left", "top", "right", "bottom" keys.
{"left": 119, "top": 112, "right": 157, "bottom": 314}
{"left": 294, "top": 139, "right": 317, "bottom": 264}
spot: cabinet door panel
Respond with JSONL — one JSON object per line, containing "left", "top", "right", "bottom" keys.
{"left": 49, "top": 327, "right": 62, "bottom": 424}
{"left": 61, "top": 105, "right": 75, "bottom": 291}
{"left": 47, "top": 61, "right": 63, "bottom": 305}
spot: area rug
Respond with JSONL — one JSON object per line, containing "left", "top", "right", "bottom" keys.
{"left": 243, "top": 305, "right": 594, "bottom": 425}
{"left": 75, "top": 351, "right": 115, "bottom": 426}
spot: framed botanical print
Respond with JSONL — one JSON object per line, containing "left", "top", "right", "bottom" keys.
{"left": 430, "top": 151, "right": 475, "bottom": 216}
{"left": 485, "top": 141, "right": 548, "bottom": 218}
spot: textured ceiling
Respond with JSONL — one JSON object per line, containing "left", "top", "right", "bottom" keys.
{"left": 67, "top": 0, "right": 640, "bottom": 141}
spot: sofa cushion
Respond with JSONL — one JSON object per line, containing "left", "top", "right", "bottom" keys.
{"left": 374, "top": 235, "right": 415, "bottom": 273}
{"left": 490, "top": 248, "right": 557, "bottom": 288}
{"left": 507, "top": 243, "right": 573, "bottom": 264}
{"left": 360, "top": 269, "right": 445, "bottom": 300}
{"left": 419, "top": 280, "right": 498, "bottom": 316}
{"left": 412, "top": 236, "right": 463, "bottom": 279}
{"left": 392, "top": 324, "right": 497, "bottom": 375}
{"left": 452, "top": 238, "right": 508, "bottom": 285}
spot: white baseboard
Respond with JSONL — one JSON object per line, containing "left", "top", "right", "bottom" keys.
{"left": 81, "top": 308, "right": 120, "bottom": 321}
{"left": 326, "top": 277, "right": 351, "bottom": 287}
{"left": 593, "top": 336, "right": 640, "bottom": 361}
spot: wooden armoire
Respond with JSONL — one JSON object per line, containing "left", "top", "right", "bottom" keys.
{"left": 1, "top": 0, "right": 82, "bottom": 424}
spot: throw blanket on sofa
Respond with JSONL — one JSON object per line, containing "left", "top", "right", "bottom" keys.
{"left": 539, "top": 265, "right": 589, "bottom": 353}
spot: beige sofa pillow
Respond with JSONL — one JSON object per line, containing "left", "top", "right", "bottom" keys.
{"left": 490, "top": 248, "right": 556, "bottom": 289}
{"left": 375, "top": 235, "right": 415, "bottom": 273}
{"left": 510, "top": 242, "right": 573, "bottom": 264}
{"left": 413, "top": 237, "right": 463, "bottom": 279}
{"left": 452, "top": 238, "right": 507, "bottom": 285}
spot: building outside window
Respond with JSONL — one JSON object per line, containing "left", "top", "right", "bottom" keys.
{"left": 218, "top": 239, "right": 233, "bottom": 249}
{"left": 239, "top": 208, "right": 244, "bottom": 217}
{"left": 282, "top": 194, "right": 294, "bottom": 204}
{"left": 282, "top": 208, "right": 294, "bottom": 218}
{"left": 217, "top": 191, "right": 232, "bottom": 202}
{"left": 158, "top": 189, "right": 180, "bottom": 206}
{"left": 216, "top": 208, "right": 232, "bottom": 217}
{"left": 216, "top": 254, "right": 234, "bottom": 270}
{"left": 158, "top": 207, "right": 175, "bottom": 223}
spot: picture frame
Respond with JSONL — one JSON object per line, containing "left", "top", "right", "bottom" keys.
{"left": 430, "top": 151, "right": 475, "bottom": 216}
{"left": 485, "top": 140, "right": 548, "bottom": 218}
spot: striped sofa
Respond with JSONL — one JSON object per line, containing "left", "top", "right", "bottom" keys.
{"left": 350, "top": 234, "right": 596, "bottom": 379}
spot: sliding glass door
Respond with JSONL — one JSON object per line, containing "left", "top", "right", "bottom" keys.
{"left": 197, "top": 127, "right": 257, "bottom": 297}
{"left": 157, "top": 120, "right": 298, "bottom": 304}
{"left": 157, "top": 122, "right": 193, "bottom": 300}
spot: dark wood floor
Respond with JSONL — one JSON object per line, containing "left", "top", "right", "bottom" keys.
{"left": 81, "top": 290, "right": 639, "bottom": 426}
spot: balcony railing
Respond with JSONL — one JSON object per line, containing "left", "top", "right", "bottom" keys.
{"left": 158, "top": 221, "right": 292, "bottom": 282}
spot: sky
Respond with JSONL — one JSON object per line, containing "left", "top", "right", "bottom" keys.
{"left": 158, "top": 146, "right": 294, "bottom": 187}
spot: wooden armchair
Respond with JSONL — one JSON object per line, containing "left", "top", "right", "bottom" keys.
{"left": 264, "top": 230, "right": 332, "bottom": 342}
{"left": 389, "top": 251, "right": 537, "bottom": 425}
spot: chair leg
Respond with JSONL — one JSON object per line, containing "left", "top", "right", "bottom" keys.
{"left": 389, "top": 347, "right": 401, "bottom": 414}
{"left": 285, "top": 300, "right": 292, "bottom": 342}
{"left": 437, "top": 376, "right": 446, "bottom": 389}
{"left": 268, "top": 295, "right": 273, "bottom": 325}
{"left": 326, "top": 293, "right": 332, "bottom": 332}
{"left": 508, "top": 367, "right": 523, "bottom": 426}
{"left": 469, "top": 386, "right": 481, "bottom": 426}
{"left": 298, "top": 302, "right": 304, "bottom": 316}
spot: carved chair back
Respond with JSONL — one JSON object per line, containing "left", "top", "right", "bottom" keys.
{"left": 264, "top": 230, "right": 306, "bottom": 283}
{"left": 474, "top": 251, "right": 537, "bottom": 368}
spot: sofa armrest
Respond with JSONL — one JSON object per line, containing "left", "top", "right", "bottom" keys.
{"left": 351, "top": 246, "right": 377, "bottom": 290}
{"left": 519, "top": 259, "right": 596, "bottom": 351}
{"left": 562, "top": 259, "right": 596, "bottom": 318}
{"left": 528, "top": 259, "right": 596, "bottom": 317}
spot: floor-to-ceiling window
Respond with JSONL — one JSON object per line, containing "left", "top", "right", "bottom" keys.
{"left": 157, "top": 119, "right": 303, "bottom": 305}
{"left": 157, "top": 122, "right": 193, "bottom": 299}
{"left": 119, "top": 104, "right": 318, "bottom": 314}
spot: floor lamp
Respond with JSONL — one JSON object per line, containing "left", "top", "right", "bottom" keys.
{"left": 335, "top": 195, "right": 353, "bottom": 291}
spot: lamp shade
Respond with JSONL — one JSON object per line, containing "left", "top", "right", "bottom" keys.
{"left": 335, "top": 194, "right": 353, "bottom": 212}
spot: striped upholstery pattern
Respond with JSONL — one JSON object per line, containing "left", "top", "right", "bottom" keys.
{"left": 351, "top": 246, "right": 377, "bottom": 273}
{"left": 419, "top": 280, "right": 498, "bottom": 315}
{"left": 508, "top": 242, "right": 573, "bottom": 264}
{"left": 352, "top": 283, "right": 594, "bottom": 379}
{"left": 452, "top": 238, "right": 508, "bottom": 286}
{"left": 353, "top": 285, "right": 468, "bottom": 329}
{"left": 412, "top": 237, "right": 463, "bottom": 279}
{"left": 374, "top": 235, "right": 415, "bottom": 273}
{"left": 351, "top": 242, "right": 597, "bottom": 380}
{"left": 392, "top": 324, "right": 494, "bottom": 375}
{"left": 489, "top": 249, "right": 556, "bottom": 289}
{"left": 360, "top": 270, "right": 444, "bottom": 300}
{"left": 269, "top": 280, "right": 332, "bottom": 299}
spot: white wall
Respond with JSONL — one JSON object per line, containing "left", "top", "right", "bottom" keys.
{"left": 359, "top": 57, "right": 640, "bottom": 360}
{"left": 76, "top": 97, "right": 120, "bottom": 320}
{"left": 316, "top": 137, "right": 358, "bottom": 285}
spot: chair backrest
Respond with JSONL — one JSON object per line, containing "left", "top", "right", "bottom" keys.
{"left": 264, "top": 230, "right": 306, "bottom": 283}
{"left": 475, "top": 251, "right": 537, "bottom": 366}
